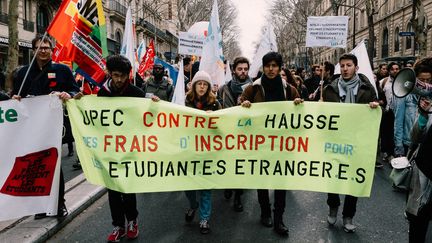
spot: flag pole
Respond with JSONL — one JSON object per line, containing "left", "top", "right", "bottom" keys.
{"left": 17, "top": 31, "right": 49, "bottom": 97}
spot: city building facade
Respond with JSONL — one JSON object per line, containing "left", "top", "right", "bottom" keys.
{"left": 301, "top": 0, "right": 432, "bottom": 69}
{"left": 0, "top": 0, "right": 179, "bottom": 72}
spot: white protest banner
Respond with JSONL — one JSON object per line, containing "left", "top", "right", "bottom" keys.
{"left": 306, "top": 16, "right": 349, "bottom": 48}
{"left": 0, "top": 95, "right": 62, "bottom": 221}
{"left": 178, "top": 32, "right": 205, "bottom": 56}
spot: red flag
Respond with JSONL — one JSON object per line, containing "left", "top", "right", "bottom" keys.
{"left": 47, "top": 0, "right": 108, "bottom": 84}
{"left": 137, "top": 40, "right": 155, "bottom": 79}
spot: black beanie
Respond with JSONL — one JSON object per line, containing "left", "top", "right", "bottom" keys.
{"left": 262, "top": 52, "right": 282, "bottom": 68}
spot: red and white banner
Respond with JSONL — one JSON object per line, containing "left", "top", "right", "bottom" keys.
{"left": 0, "top": 96, "right": 62, "bottom": 221}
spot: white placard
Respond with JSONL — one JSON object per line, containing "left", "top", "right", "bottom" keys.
{"left": 306, "top": 16, "right": 349, "bottom": 48}
{"left": 0, "top": 95, "right": 62, "bottom": 221}
{"left": 178, "top": 32, "right": 205, "bottom": 56}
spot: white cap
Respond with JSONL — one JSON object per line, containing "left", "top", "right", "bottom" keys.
{"left": 191, "top": 70, "right": 212, "bottom": 87}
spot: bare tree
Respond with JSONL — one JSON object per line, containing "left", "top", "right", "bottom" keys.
{"left": 6, "top": 0, "right": 18, "bottom": 91}
{"left": 175, "top": 0, "right": 241, "bottom": 60}
{"left": 271, "top": 0, "right": 321, "bottom": 68}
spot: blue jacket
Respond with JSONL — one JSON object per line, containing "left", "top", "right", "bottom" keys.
{"left": 393, "top": 93, "right": 418, "bottom": 155}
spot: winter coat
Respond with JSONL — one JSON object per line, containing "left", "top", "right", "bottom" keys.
{"left": 240, "top": 78, "right": 300, "bottom": 103}
{"left": 322, "top": 73, "right": 377, "bottom": 104}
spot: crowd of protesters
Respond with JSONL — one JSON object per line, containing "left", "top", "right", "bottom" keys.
{"left": 2, "top": 33, "right": 432, "bottom": 243}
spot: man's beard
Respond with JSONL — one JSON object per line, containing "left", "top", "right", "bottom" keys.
{"left": 236, "top": 75, "right": 247, "bottom": 82}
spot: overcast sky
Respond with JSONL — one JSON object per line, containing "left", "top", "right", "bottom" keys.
{"left": 231, "top": 0, "right": 273, "bottom": 60}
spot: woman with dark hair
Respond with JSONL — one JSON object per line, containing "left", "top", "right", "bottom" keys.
{"left": 184, "top": 70, "right": 221, "bottom": 235}
{"left": 280, "top": 68, "right": 297, "bottom": 87}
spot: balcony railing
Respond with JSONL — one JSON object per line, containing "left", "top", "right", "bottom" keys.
{"left": 109, "top": 0, "right": 127, "bottom": 17}
{"left": 23, "top": 19, "right": 34, "bottom": 32}
{"left": 0, "top": 12, "right": 8, "bottom": 24}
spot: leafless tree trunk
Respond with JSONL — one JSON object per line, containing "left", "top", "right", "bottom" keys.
{"left": 6, "top": 0, "right": 18, "bottom": 91}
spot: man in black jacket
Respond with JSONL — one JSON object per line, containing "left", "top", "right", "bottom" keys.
{"left": 100, "top": 55, "right": 146, "bottom": 243}
{"left": 217, "top": 56, "right": 252, "bottom": 212}
{"left": 12, "top": 34, "right": 80, "bottom": 219}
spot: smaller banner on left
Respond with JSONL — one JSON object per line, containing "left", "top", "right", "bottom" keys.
{"left": 0, "top": 95, "right": 63, "bottom": 221}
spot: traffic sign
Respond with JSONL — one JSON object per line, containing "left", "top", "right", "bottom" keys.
{"left": 399, "top": 32, "right": 416, "bottom": 37}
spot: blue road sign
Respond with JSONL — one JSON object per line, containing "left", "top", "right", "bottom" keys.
{"left": 399, "top": 32, "right": 416, "bottom": 37}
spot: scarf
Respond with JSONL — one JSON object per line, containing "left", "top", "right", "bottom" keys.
{"left": 337, "top": 74, "right": 361, "bottom": 103}
{"left": 194, "top": 97, "right": 207, "bottom": 110}
{"left": 261, "top": 74, "right": 285, "bottom": 102}
{"left": 230, "top": 76, "right": 252, "bottom": 100}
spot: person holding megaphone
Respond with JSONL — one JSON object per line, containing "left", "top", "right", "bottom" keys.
{"left": 392, "top": 62, "right": 432, "bottom": 159}
{"left": 400, "top": 57, "right": 432, "bottom": 243}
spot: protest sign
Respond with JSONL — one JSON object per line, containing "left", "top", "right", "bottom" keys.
{"left": 306, "top": 16, "right": 349, "bottom": 48}
{"left": 178, "top": 32, "right": 205, "bottom": 56}
{"left": 0, "top": 96, "right": 62, "bottom": 220}
{"left": 67, "top": 97, "right": 381, "bottom": 197}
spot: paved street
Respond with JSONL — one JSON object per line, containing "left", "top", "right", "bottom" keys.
{"left": 47, "top": 162, "right": 414, "bottom": 242}
{"left": 60, "top": 144, "right": 82, "bottom": 183}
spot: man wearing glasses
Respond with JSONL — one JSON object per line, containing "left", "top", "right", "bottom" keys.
{"left": 12, "top": 34, "right": 80, "bottom": 219}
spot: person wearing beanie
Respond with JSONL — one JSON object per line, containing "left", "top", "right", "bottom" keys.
{"left": 240, "top": 51, "right": 302, "bottom": 237}
{"left": 184, "top": 70, "right": 221, "bottom": 234}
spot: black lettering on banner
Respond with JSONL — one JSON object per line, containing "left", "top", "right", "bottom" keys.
{"left": 322, "top": 161, "right": 332, "bottom": 177}
{"left": 338, "top": 163, "right": 349, "bottom": 180}
{"left": 273, "top": 160, "right": 282, "bottom": 175}
{"left": 109, "top": 161, "right": 118, "bottom": 178}
{"left": 235, "top": 159, "right": 245, "bottom": 175}
{"left": 121, "top": 161, "right": 131, "bottom": 177}
{"left": 329, "top": 115, "right": 340, "bottom": 130}
{"left": 260, "top": 160, "right": 270, "bottom": 175}
{"left": 148, "top": 161, "right": 157, "bottom": 177}
{"left": 298, "top": 161, "right": 307, "bottom": 176}
{"left": 303, "top": 114, "right": 314, "bottom": 129}
{"left": 248, "top": 159, "right": 257, "bottom": 174}
{"left": 356, "top": 168, "right": 366, "bottom": 183}
{"left": 316, "top": 115, "right": 327, "bottom": 129}
{"left": 216, "top": 160, "right": 226, "bottom": 175}
{"left": 309, "top": 160, "right": 319, "bottom": 177}
{"left": 203, "top": 160, "right": 212, "bottom": 175}
{"left": 165, "top": 161, "right": 175, "bottom": 176}
{"left": 191, "top": 160, "right": 200, "bottom": 175}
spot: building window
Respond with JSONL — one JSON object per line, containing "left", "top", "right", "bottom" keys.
{"left": 394, "top": 27, "right": 400, "bottom": 52}
{"left": 406, "top": 23, "right": 412, "bottom": 49}
{"left": 382, "top": 28, "right": 389, "bottom": 58}
{"left": 23, "top": 0, "right": 34, "bottom": 32}
{"left": 36, "top": 6, "right": 49, "bottom": 33}
{"left": 115, "top": 30, "right": 122, "bottom": 43}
